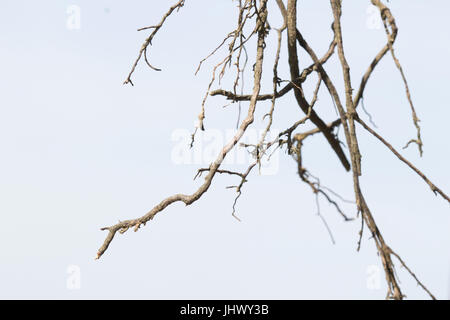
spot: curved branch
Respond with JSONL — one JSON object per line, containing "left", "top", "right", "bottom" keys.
{"left": 287, "top": 0, "right": 350, "bottom": 171}
{"left": 97, "top": 0, "right": 269, "bottom": 259}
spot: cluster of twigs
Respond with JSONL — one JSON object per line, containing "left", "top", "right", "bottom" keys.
{"left": 96, "top": 0, "right": 449, "bottom": 300}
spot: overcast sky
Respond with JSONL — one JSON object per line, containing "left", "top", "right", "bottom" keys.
{"left": 0, "top": 0, "right": 449, "bottom": 299}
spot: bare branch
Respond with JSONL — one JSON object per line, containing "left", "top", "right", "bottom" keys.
{"left": 97, "top": 0, "right": 270, "bottom": 259}
{"left": 123, "top": 0, "right": 186, "bottom": 85}
{"left": 356, "top": 116, "right": 449, "bottom": 203}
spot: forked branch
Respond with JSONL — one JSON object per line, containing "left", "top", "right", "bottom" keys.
{"left": 97, "top": 0, "right": 448, "bottom": 300}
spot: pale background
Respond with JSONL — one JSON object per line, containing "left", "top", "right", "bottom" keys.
{"left": 0, "top": 0, "right": 449, "bottom": 299}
